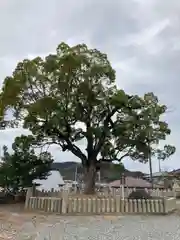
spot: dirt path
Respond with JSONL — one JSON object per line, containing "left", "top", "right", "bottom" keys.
{"left": 0, "top": 204, "right": 47, "bottom": 239}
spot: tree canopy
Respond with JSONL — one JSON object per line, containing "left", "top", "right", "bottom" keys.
{"left": 0, "top": 42, "right": 176, "bottom": 193}
{"left": 0, "top": 135, "right": 53, "bottom": 193}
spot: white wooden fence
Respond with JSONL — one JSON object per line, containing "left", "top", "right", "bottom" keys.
{"left": 26, "top": 196, "right": 176, "bottom": 215}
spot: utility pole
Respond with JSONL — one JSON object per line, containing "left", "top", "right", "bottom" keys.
{"left": 148, "top": 132, "right": 153, "bottom": 189}
{"left": 158, "top": 158, "right": 161, "bottom": 173}
{"left": 74, "top": 165, "right": 78, "bottom": 193}
{"left": 149, "top": 149, "right": 153, "bottom": 189}
{"left": 120, "top": 173, "right": 125, "bottom": 200}
{"left": 98, "top": 170, "right": 101, "bottom": 183}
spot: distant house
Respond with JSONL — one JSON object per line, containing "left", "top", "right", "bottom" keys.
{"left": 143, "top": 172, "right": 174, "bottom": 188}
{"left": 33, "top": 170, "right": 64, "bottom": 191}
{"left": 109, "top": 176, "right": 164, "bottom": 189}
{"left": 143, "top": 172, "right": 168, "bottom": 180}
{"left": 168, "top": 169, "right": 180, "bottom": 177}
{"left": 123, "top": 171, "right": 145, "bottom": 178}
{"left": 63, "top": 180, "right": 78, "bottom": 190}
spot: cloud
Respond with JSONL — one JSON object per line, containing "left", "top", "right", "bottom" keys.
{"left": 0, "top": 0, "right": 179, "bottom": 175}
{"left": 119, "top": 18, "right": 170, "bottom": 48}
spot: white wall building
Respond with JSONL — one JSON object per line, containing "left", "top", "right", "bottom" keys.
{"left": 33, "top": 170, "right": 64, "bottom": 191}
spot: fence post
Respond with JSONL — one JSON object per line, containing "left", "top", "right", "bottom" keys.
{"left": 25, "top": 187, "right": 33, "bottom": 209}
{"left": 163, "top": 197, "right": 176, "bottom": 214}
{"left": 62, "top": 190, "right": 69, "bottom": 214}
{"left": 32, "top": 184, "right": 36, "bottom": 196}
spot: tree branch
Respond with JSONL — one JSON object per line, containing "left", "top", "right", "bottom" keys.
{"left": 99, "top": 153, "right": 129, "bottom": 163}
{"left": 94, "top": 106, "right": 118, "bottom": 157}
{"left": 118, "top": 152, "right": 130, "bottom": 161}
{"left": 99, "top": 146, "right": 134, "bottom": 163}
{"left": 43, "top": 122, "right": 87, "bottom": 166}
{"left": 65, "top": 138, "right": 87, "bottom": 166}
{"left": 98, "top": 158, "right": 113, "bottom": 162}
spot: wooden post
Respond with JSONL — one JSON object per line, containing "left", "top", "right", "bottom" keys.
{"left": 32, "top": 184, "right": 36, "bottom": 196}
{"left": 120, "top": 173, "right": 125, "bottom": 200}
{"left": 25, "top": 187, "right": 33, "bottom": 209}
{"left": 164, "top": 197, "right": 176, "bottom": 214}
{"left": 61, "top": 190, "right": 69, "bottom": 214}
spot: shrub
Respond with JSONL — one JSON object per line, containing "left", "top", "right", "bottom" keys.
{"left": 0, "top": 192, "right": 15, "bottom": 204}
{"left": 128, "top": 189, "right": 152, "bottom": 199}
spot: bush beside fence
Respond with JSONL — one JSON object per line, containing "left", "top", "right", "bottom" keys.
{"left": 110, "top": 188, "right": 175, "bottom": 198}
{"left": 26, "top": 196, "right": 176, "bottom": 215}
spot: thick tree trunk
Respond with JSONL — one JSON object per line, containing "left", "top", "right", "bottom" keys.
{"left": 84, "top": 164, "right": 97, "bottom": 195}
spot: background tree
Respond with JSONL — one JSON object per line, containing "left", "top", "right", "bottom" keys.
{"left": 0, "top": 135, "right": 53, "bottom": 193}
{"left": 0, "top": 42, "right": 175, "bottom": 194}
{"left": 148, "top": 143, "right": 175, "bottom": 187}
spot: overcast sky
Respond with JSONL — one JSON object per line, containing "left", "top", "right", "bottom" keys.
{"left": 0, "top": 0, "right": 179, "bottom": 174}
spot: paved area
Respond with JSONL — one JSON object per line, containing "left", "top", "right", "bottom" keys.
{"left": 0, "top": 204, "right": 180, "bottom": 239}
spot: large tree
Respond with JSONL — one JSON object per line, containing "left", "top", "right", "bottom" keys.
{"left": 0, "top": 42, "right": 175, "bottom": 194}
{"left": 0, "top": 135, "right": 53, "bottom": 193}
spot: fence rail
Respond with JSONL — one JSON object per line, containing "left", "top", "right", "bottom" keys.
{"left": 33, "top": 187, "right": 176, "bottom": 198}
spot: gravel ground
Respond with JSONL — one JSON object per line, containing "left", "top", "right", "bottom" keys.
{"left": 0, "top": 205, "right": 180, "bottom": 239}
{"left": 34, "top": 215, "right": 180, "bottom": 240}
{"left": 1, "top": 213, "right": 180, "bottom": 239}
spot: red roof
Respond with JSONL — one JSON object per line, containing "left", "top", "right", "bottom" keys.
{"left": 109, "top": 176, "right": 162, "bottom": 188}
